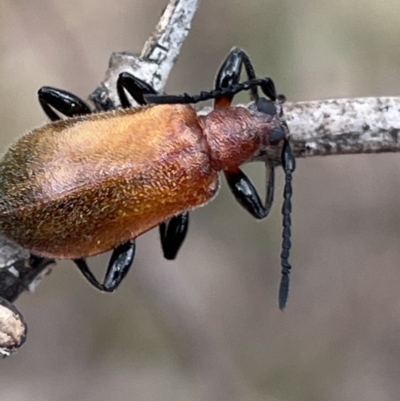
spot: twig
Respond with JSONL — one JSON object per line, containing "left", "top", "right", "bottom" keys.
{"left": 89, "top": 0, "right": 200, "bottom": 110}
{"left": 286, "top": 97, "right": 400, "bottom": 158}
{"left": 0, "top": 297, "right": 27, "bottom": 357}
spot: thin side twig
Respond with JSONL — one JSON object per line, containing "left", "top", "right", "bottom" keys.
{"left": 89, "top": 0, "right": 199, "bottom": 110}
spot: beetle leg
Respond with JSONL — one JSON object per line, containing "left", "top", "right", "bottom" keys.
{"left": 214, "top": 48, "right": 244, "bottom": 108}
{"left": 278, "top": 139, "right": 296, "bottom": 310}
{"left": 72, "top": 241, "right": 136, "bottom": 292}
{"left": 103, "top": 240, "right": 136, "bottom": 291}
{"left": 38, "top": 86, "right": 91, "bottom": 121}
{"left": 214, "top": 48, "right": 279, "bottom": 105}
{"left": 116, "top": 72, "right": 158, "bottom": 108}
{"left": 214, "top": 47, "right": 258, "bottom": 107}
{"left": 73, "top": 258, "right": 106, "bottom": 291}
{"left": 159, "top": 212, "right": 189, "bottom": 260}
{"left": 224, "top": 160, "right": 274, "bottom": 220}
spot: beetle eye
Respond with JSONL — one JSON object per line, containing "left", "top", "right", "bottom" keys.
{"left": 270, "top": 126, "right": 285, "bottom": 145}
{"left": 255, "top": 97, "right": 277, "bottom": 116}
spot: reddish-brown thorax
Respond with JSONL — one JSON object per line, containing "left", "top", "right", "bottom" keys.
{"left": 199, "top": 106, "right": 275, "bottom": 170}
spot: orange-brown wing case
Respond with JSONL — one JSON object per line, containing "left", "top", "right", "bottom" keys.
{"left": 0, "top": 104, "right": 219, "bottom": 258}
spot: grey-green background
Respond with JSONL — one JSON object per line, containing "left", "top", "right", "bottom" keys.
{"left": 1, "top": 1, "right": 400, "bottom": 400}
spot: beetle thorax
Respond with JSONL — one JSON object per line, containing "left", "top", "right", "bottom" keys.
{"left": 199, "top": 107, "right": 274, "bottom": 171}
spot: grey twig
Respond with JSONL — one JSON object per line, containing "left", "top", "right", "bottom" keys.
{"left": 89, "top": 0, "right": 200, "bottom": 110}
{"left": 0, "top": 297, "right": 27, "bottom": 357}
{"left": 286, "top": 97, "right": 400, "bottom": 158}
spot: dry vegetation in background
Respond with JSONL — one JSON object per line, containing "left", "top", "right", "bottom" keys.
{"left": 1, "top": 1, "right": 400, "bottom": 400}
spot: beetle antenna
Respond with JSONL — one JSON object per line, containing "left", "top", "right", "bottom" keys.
{"left": 144, "top": 77, "right": 273, "bottom": 105}
{"left": 278, "top": 138, "right": 296, "bottom": 310}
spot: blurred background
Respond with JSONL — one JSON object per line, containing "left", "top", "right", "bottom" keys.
{"left": 1, "top": 0, "right": 400, "bottom": 400}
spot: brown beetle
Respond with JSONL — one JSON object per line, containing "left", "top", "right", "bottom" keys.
{"left": 0, "top": 48, "right": 295, "bottom": 308}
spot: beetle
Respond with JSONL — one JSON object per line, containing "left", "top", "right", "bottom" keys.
{"left": 0, "top": 48, "right": 295, "bottom": 308}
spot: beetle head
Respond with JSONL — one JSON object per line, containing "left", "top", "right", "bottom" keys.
{"left": 248, "top": 80, "right": 288, "bottom": 149}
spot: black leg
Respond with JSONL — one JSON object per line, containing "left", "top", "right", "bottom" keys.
{"left": 103, "top": 240, "right": 136, "bottom": 291}
{"left": 73, "top": 258, "right": 106, "bottom": 291}
{"left": 38, "top": 86, "right": 91, "bottom": 121}
{"left": 117, "top": 72, "right": 158, "bottom": 108}
{"left": 117, "top": 72, "right": 190, "bottom": 261}
{"left": 158, "top": 215, "right": 189, "bottom": 260}
{"left": 214, "top": 47, "right": 258, "bottom": 107}
{"left": 224, "top": 161, "right": 274, "bottom": 220}
{"left": 72, "top": 241, "right": 136, "bottom": 292}
{"left": 216, "top": 48, "right": 256, "bottom": 84}
{"left": 214, "top": 48, "right": 245, "bottom": 107}
{"left": 214, "top": 48, "right": 278, "bottom": 105}
{"left": 159, "top": 213, "right": 189, "bottom": 260}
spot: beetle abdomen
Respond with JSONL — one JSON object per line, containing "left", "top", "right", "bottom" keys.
{"left": 0, "top": 104, "right": 218, "bottom": 258}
